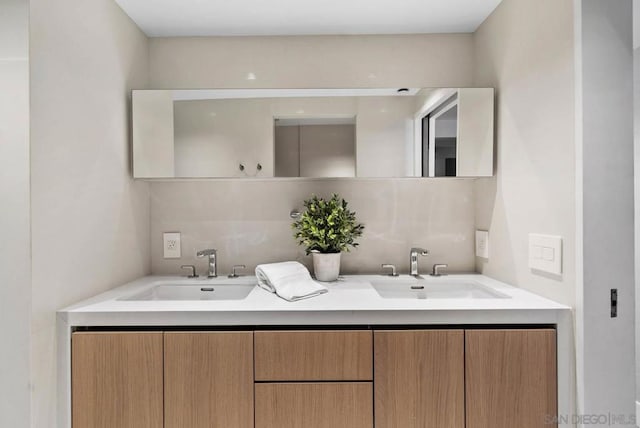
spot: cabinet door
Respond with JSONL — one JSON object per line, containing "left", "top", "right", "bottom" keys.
{"left": 374, "top": 330, "right": 464, "bottom": 428}
{"left": 72, "top": 332, "right": 163, "bottom": 428}
{"left": 164, "top": 331, "right": 254, "bottom": 428}
{"left": 465, "top": 329, "right": 557, "bottom": 428}
{"left": 255, "top": 382, "right": 373, "bottom": 428}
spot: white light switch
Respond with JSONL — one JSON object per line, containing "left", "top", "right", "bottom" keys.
{"left": 528, "top": 234, "right": 562, "bottom": 275}
{"left": 475, "top": 230, "right": 489, "bottom": 259}
{"left": 163, "top": 232, "right": 181, "bottom": 259}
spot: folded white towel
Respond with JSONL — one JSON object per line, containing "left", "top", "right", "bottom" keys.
{"left": 255, "top": 261, "right": 328, "bottom": 302}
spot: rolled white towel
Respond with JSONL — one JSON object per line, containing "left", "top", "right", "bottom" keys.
{"left": 255, "top": 261, "right": 328, "bottom": 302}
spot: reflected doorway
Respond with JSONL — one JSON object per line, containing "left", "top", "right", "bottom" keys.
{"left": 421, "top": 96, "right": 458, "bottom": 177}
{"left": 274, "top": 117, "right": 356, "bottom": 177}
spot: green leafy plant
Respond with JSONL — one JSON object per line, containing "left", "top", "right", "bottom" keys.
{"left": 293, "top": 194, "right": 365, "bottom": 254}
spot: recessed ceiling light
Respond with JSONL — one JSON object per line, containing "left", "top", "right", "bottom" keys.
{"left": 246, "top": 72, "right": 257, "bottom": 80}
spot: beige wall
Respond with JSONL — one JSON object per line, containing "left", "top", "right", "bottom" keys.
{"left": 0, "top": 0, "right": 30, "bottom": 426}
{"left": 151, "top": 179, "right": 476, "bottom": 276}
{"left": 148, "top": 34, "right": 477, "bottom": 275}
{"left": 29, "top": 0, "right": 151, "bottom": 425}
{"left": 149, "top": 34, "right": 474, "bottom": 89}
{"left": 473, "top": 0, "right": 576, "bottom": 306}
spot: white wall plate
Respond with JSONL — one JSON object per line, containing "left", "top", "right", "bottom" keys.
{"left": 528, "top": 233, "right": 562, "bottom": 275}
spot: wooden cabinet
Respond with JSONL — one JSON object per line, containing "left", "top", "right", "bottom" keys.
{"left": 465, "top": 329, "right": 557, "bottom": 428}
{"left": 71, "top": 327, "right": 557, "bottom": 428}
{"left": 254, "top": 330, "right": 372, "bottom": 381}
{"left": 164, "top": 332, "right": 254, "bottom": 428}
{"left": 374, "top": 330, "right": 465, "bottom": 428}
{"left": 72, "top": 331, "right": 253, "bottom": 428}
{"left": 374, "top": 328, "right": 557, "bottom": 428}
{"left": 71, "top": 332, "right": 163, "bottom": 428}
{"left": 255, "top": 383, "right": 373, "bottom": 428}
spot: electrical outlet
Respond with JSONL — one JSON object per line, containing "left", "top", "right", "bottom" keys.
{"left": 475, "top": 230, "right": 489, "bottom": 259}
{"left": 163, "top": 232, "right": 181, "bottom": 259}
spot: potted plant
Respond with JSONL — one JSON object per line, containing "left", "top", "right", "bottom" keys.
{"left": 292, "top": 194, "right": 365, "bottom": 282}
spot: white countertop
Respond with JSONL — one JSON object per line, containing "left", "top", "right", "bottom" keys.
{"left": 56, "top": 274, "right": 575, "bottom": 428}
{"left": 58, "top": 274, "right": 570, "bottom": 326}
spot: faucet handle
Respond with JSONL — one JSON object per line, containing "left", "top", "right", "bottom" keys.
{"left": 381, "top": 264, "right": 399, "bottom": 277}
{"left": 180, "top": 265, "right": 199, "bottom": 278}
{"left": 228, "top": 265, "right": 246, "bottom": 278}
{"left": 430, "top": 264, "right": 448, "bottom": 277}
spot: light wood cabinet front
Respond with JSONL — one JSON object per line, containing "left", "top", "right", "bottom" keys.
{"left": 71, "top": 327, "right": 558, "bottom": 428}
{"left": 164, "top": 331, "right": 254, "bottom": 428}
{"left": 374, "top": 330, "right": 465, "bottom": 428}
{"left": 254, "top": 330, "right": 372, "bottom": 381}
{"left": 255, "top": 382, "right": 373, "bottom": 428}
{"left": 465, "top": 329, "right": 557, "bottom": 428}
{"left": 72, "top": 332, "right": 163, "bottom": 428}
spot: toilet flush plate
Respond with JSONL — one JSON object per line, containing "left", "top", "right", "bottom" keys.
{"left": 528, "top": 234, "right": 562, "bottom": 275}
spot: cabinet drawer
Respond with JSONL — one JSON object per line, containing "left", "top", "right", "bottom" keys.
{"left": 254, "top": 330, "right": 372, "bottom": 381}
{"left": 255, "top": 383, "right": 373, "bottom": 428}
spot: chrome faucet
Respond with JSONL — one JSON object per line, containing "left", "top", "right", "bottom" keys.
{"left": 197, "top": 248, "right": 217, "bottom": 278}
{"left": 409, "top": 247, "right": 429, "bottom": 276}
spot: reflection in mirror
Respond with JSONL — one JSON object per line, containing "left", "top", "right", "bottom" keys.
{"left": 132, "top": 88, "right": 493, "bottom": 179}
{"left": 274, "top": 117, "right": 356, "bottom": 177}
{"left": 414, "top": 88, "right": 495, "bottom": 178}
{"left": 424, "top": 95, "right": 458, "bottom": 177}
{"left": 435, "top": 104, "right": 458, "bottom": 177}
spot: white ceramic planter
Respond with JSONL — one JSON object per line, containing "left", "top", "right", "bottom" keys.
{"left": 312, "top": 252, "right": 341, "bottom": 282}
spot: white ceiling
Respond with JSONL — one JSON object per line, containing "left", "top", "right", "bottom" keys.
{"left": 114, "top": 0, "right": 503, "bottom": 37}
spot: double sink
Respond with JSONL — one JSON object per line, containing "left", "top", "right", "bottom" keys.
{"left": 119, "top": 276, "right": 508, "bottom": 301}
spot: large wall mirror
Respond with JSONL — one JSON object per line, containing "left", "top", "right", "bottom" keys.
{"left": 132, "top": 88, "right": 494, "bottom": 179}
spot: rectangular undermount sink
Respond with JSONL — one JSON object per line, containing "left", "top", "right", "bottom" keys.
{"left": 371, "top": 278, "right": 509, "bottom": 299}
{"left": 119, "top": 282, "right": 256, "bottom": 301}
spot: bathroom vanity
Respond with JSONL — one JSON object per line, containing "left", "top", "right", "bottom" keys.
{"left": 58, "top": 275, "right": 571, "bottom": 428}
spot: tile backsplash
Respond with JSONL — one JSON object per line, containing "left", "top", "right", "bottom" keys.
{"left": 150, "top": 179, "right": 476, "bottom": 277}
